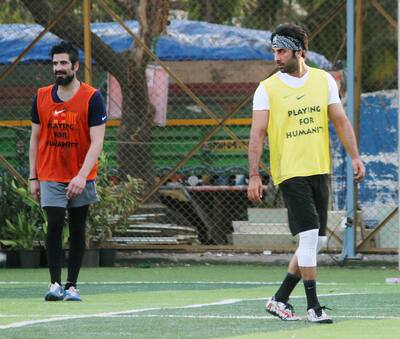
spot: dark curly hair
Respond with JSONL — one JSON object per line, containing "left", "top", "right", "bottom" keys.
{"left": 271, "top": 23, "right": 309, "bottom": 57}
{"left": 50, "top": 41, "right": 79, "bottom": 64}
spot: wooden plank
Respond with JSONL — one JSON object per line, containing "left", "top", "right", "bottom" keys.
{"left": 127, "top": 223, "right": 197, "bottom": 232}
{"left": 101, "top": 243, "right": 395, "bottom": 253}
{"left": 123, "top": 229, "right": 161, "bottom": 234}
{"left": 99, "top": 244, "right": 300, "bottom": 252}
{"left": 128, "top": 213, "right": 166, "bottom": 221}
{"left": 136, "top": 203, "right": 168, "bottom": 210}
{"left": 0, "top": 118, "right": 252, "bottom": 127}
{"left": 355, "top": 248, "right": 398, "bottom": 254}
{"left": 113, "top": 238, "right": 179, "bottom": 244}
{"left": 163, "top": 60, "right": 274, "bottom": 84}
{"left": 109, "top": 235, "right": 198, "bottom": 243}
{"left": 357, "top": 207, "right": 398, "bottom": 250}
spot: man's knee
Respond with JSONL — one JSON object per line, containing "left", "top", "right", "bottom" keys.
{"left": 296, "top": 234, "right": 327, "bottom": 256}
{"left": 297, "top": 229, "right": 319, "bottom": 267}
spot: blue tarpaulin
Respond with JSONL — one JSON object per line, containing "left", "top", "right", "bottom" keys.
{"left": 331, "top": 90, "right": 398, "bottom": 231}
{"left": 0, "top": 20, "right": 331, "bottom": 68}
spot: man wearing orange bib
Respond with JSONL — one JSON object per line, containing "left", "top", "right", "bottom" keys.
{"left": 248, "top": 24, "right": 365, "bottom": 323}
{"left": 29, "top": 42, "right": 107, "bottom": 301}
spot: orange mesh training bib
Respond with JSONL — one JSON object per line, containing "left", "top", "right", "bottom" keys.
{"left": 36, "top": 83, "right": 97, "bottom": 182}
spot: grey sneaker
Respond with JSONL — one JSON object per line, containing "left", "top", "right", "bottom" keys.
{"left": 265, "top": 296, "right": 301, "bottom": 321}
{"left": 44, "top": 282, "right": 64, "bottom": 301}
{"left": 63, "top": 286, "right": 82, "bottom": 301}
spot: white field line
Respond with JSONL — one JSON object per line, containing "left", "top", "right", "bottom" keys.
{"left": 0, "top": 281, "right": 284, "bottom": 285}
{"left": 106, "top": 314, "right": 400, "bottom": 320}
{"left": 0, "top": 299, "right": 241, "bottom": 330}
{"left": 0, "top": 292, "right": 375, "bottom": 330}
{"left": 0, "top": 280, "right": 385, "bottom": 286}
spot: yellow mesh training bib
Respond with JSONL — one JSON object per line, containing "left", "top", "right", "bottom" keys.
{"left": 261, "top": 67, "right": 330, "bottom": 185}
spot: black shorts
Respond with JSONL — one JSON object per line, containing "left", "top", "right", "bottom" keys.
{"left": 279, "top": 174, "right": 329, "bottom": 236}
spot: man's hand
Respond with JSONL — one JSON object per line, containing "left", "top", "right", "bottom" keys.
{"left": 30, "top": 180, "right": 40, "bottom": 200}
{"left": 352, "top": 157, "right": 365, "bottom": 182}
{"left": 66, "top": 175, "right": 86, "bottom": 199}
{"left": 247, "top": 175, "right": 263, "bottom": 203}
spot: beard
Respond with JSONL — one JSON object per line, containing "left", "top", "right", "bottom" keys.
{"left": 54, "top": 72, "right": 74, "bottom": 86}
{"left": 279, "top": 54, "right": 299, "bottom": 74}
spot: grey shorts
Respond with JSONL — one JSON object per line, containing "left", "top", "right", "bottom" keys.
{"left": 40, "top": 181, "right": 99, "bottom": 208}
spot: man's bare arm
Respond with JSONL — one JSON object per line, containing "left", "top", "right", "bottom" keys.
{"left": 248, "top": 109, "right": 268, "bottom": 202}
{"left": 28, "top": 123, "right": 41, "bottom": 198}
{"left": 328, "top": 103, "right": 365, "bottom": 181}
{"left": 248, "top": 110, "right": 269, "bottom": 175}
{"left": 29, "top": 123, "right": 40, "bottom": 179}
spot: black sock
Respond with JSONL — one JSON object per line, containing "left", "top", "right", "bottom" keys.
{"left": 274, "top": 273, "right": 301, "bottom": 303}
{"left": 66, "top": 205, "right": 88, "bottom": 286}
{"left": 303, "top": 280, "right": 320, "bottom": 310}
{"left": 64, "top": 282, "right": 76, "bottom": 290}
{"left": 44, "top": 207, "right": 66, "bottom": 286}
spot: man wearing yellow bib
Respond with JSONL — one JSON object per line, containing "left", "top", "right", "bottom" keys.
{"left": 248, "top": 24, "right": 365, "bottom": 324}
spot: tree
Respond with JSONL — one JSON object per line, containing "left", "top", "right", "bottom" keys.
{"left": 187, "top": 0, "right": 243, "bottom": 24}
{"left": 241, "top": 0, "right": 286, "bottom": 30}
{"left": 21, "top": 0, "right": 169, "bottom": 188}
{"left": 0, "top": 0, "right": 137, "bottom": 24}
{"left": 0, "top": 0, "right": 34, "bottom": 23}
{"left": 296, "top": 0, "right": 347, "bottom": 69}
{"left": 361, "top": 0, "right": 397, "bottom": 91}
{"left": 297, "top": 0, "right": 397, "bottom": 92}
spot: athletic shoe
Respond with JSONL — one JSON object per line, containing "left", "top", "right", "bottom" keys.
{"left": 307, "top": 306, "right": 333, "bottom": 324}
{"left": 44, "top": 282, "right": 64, "bottom": 301}
{"left": 63, "top": 286, "right": 82, "bottom": 301}
{"left": 265, "top": 296, "right": 301, "bottom": 321}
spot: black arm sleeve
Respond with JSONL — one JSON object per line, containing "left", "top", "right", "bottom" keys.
{"left": 31, "top": 95, "right": 40, "bottom": 123}
{"left": 88, "top": 91, "right": 107, "bottom": 127}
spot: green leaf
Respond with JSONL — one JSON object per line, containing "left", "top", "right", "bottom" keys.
{"left": 0, "top": 240, "right": 18, "bottom": 247}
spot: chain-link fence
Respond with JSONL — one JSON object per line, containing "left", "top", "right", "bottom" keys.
{"left": 0, "top": 0, "right": 398, "bottom": 253}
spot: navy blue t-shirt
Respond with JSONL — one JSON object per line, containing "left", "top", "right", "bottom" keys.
{"left": 31, "top": 84, "right": 107, "bottom": 126}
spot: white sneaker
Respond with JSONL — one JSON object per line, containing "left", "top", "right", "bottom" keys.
{"left": 265, "top": 297, "right": 301, "bottom": 321}
{"left": 307, "top": 306, "right": 333, "bottom": 324}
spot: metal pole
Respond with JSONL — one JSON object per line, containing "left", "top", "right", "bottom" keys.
{"left": 354, "top": 0, "right": 363, "bottom": 240}
{"left": 340, "top": 0, "right": 357, "bottom": 263}
{"left": 397, "top": 0, "right": 400, "bottom": 271}
{"left": 83, "top": 0, "right": 92, "bottom": 85}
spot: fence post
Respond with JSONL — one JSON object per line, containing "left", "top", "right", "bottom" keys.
{"left": 83, "top": 0, "right": 92, "bottom": 85}
{"left": 397, "top": 0, "right": 400, "bottom": 271}
{"left": 340, "top": 0, "right": 357, "bottom": 263}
